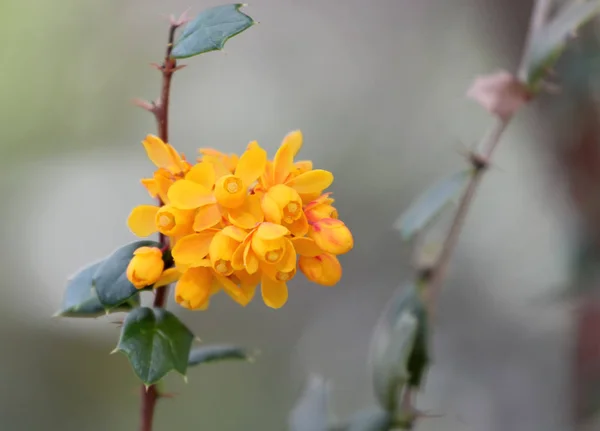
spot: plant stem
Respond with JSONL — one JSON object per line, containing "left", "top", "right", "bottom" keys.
{"left": 423, "top": 0, "right": 551, "bottom": 311}
{"left": 139, "top": 21, "right": 182, "bottom": 431}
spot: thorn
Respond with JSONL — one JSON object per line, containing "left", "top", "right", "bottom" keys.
{"left": 159, "top": 392, "right": 178, "bottom": 399}
{"left": 172, "top": 64, "right": 187, "bottom": 72}
{"left": 150, "top": 62, "right": 163, "bottom": 71}
{"left": 171, "top": 8, "right": 192, "bottom": 27}
{"left": 109, "top": 347, "right": 119, "bottom": 355}
{"left": 144, "top": 384, "right": 151, "bottom": 392}
{"left": 51, "top": 311, "right": 63, "bottom": 318}
{"left": 194, "top": 336, "right": 202, "bottom": 343}
{"left": 182, "top": 375, "right": 189, "bottom": 384}
{"left": 132, "top": 98, "right": 157, "bottom": 113}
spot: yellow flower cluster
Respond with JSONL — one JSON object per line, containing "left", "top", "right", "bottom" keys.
{"left": 126, "top": 131, "right": 353, "bottom": 309}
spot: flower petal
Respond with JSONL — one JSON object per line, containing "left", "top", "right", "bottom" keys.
{"left": 299, "top": 253, "right": 342, "bottom": 286}
{"left": 175, "top": 267, "right": 212, "bottom": 310}
{"left": 285, "top": 211, "right": 309, "bottom": 237}
{"left": 286, "top": 169, "right": 334, "bottom": 194}
{"left": 256, "top": 222, "right": 289, "bottom": 240}
{"left": 261, "top": 193, "right": 281, "bottom": 224}
{"left": 214, "top": 273, "right": 250, "bottom": 306}
{"left": 142, "top": 135, "right": 172, "bottom": 170}
{"left": 273, "top": 130, "right": 302, "bottom": 184}
{"left": 221, "top": 225, "right": 248, "bottom": 242}
{"left": 185, "top": 161, "right": 216, "bottom": 189}
{"left": 154, "top": 267, "right": 181, "bottom": 288}
{"left": 193, "top": 203, "right": 222, "bottom": 231}
{"left": 243, "top": 242, "right": 259, "bottom": 274}
{"left": 168, "top": 180, "right": 214, "bottom": 210}
{"left": 235, "top": 142, "right": 267, "bottom": 186}
{"left": 261, "top": 275, "right": 288, "bottom": 309}
{"left": 127, "top": 205, "right": 159, "bottom": 237}
{"left": 231, "top": 236, "right": 250, "bottom": 271}
{"left": 309, "top": 218, "right": 353, "bottom": 255}
{"left": 227, "top": 194, "right": 264, "bottom": 229}
{"left": 291, "top": 237, "right": 322, "bottom": 257}
{"left": 171, "top": 231, "right": 216, "bottom": 267}
{"left": 278, "top": 238, "right": 297, "bottom": 272}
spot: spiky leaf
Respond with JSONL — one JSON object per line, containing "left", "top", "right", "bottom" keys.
{"left": 395, "top": 170, "right": 471, "bottom": 241}
{"left": 92, "top": 240, "right": 160, "bottom": 308}
{"left": 56, "top": 260, "right": 140, "bottom": 317}
{"left": 188, "top": 344, "right": 253, "bottom": 366}
{"left": 523, "top": 1, "right": 600, "bottom": 88}
{"left": 289, "top": 375, "right": 330, "bottom": 431}
{"left": 171, "top": 4, "right": 255, "bottom": 59}
{"left": 115, "top": 307, "right": 194, "bottom": 385}
{"left": 368, "top": 284, "right": 429, "bottom": 412}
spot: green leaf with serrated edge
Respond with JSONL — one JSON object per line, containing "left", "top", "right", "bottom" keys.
{"left": 395, "top": 170, "right": 472, "bottom": 241}
{"left": 368, "top": 284, "right": 428, "bottom": 412}
{"left": 92, "top": 240, "right": 160, "bottom": 308}
{"left": 524, "top": 1, "right": 600, "bottom": 88}
{"left": 289, "top": 375, "right": 330, "bottom": 431}
{"left": 171, "top": 4, "right": 255, "bottom": 59}
{"left": 344, "top": 407, "right": 393, "bottom": 431}
{"left": 115, "top": 307, "right": 194, "bottom": 386}
{"left": 56, "top": 260, "right": 140, "bottom": 317}
{"left": 188, "top": 344, "right": 252, "bottom": 366}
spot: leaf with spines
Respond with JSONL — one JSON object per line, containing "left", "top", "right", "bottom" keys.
{"left": 171, "top": 4, "right": 255, "bottom": 59}
{"left": 343, "top": 407, "right": 393, "bottom": 431}
{"left": 92, "top": 240, "right": 161, "bottom": 308}
{"left": 115, "top": 307, "right": 194, "bottom": 386}
{"left": 56, "top": 260, "right": 139, "bottom": 317}
{"left": 289, "top": 375, "right": 331, "bottom": 431}
{"left": 188, "top": 344, "right": 254, "bottom": 366}
{"left": 395, "top": 170, "right": 472, "bottom": 241}
{"left": 523, "top": 0, "right": 600, "bottom": 88}
{"left": 368, "top": 284, "right": 429, "bottom": 412}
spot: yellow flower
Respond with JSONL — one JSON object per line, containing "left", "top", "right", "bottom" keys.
{"left": 258, "top": 131, "right": 334, "bottom": 203}
{"left": 261, "top": 184, "right": 309, "bottom": 236}
{"left": 142, "top": 134, "right": 189, "bottom": 176}
{"left": 209, "top": 226, "right": 247, "bottom": 276}
{"left": 304, "top": 193, "right": 338, "bottom": 222}
{"left": 308, "top": 218, "right": 354, "bottom": 255}
{"left": 298, "top": 252, "right": 342, "bottom": 286}
{"left": 198, "top": 148, "right": 239, "bottom": 175}
{"left": 126, "top": 246, "right": 165, "bottom": 289}
{"left": 126, "top": 204, "right": 195, "bottom": 238}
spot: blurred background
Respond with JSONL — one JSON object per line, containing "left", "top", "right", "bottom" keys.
{"left": 2, "top": 0, "right": 600, "bottom": 430}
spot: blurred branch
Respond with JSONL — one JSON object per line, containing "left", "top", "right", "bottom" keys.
{"left": 424, "top": 0, "right": 552, "bottom": 313}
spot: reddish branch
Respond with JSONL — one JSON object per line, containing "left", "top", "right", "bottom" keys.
{"left": 138, "top": 16, "right": 186, "bottom": 431}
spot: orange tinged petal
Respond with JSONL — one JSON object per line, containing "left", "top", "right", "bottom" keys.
{"left": 185, "top": 162, "right": 216, "bottom": 189}
{"left": 235, "top": 142, "right": 267, "bottom": 186}
{"left": 209, "top": 231, "right": 239, "bottom": 276}
{"left": 141, "top": 178, "right": 158, "bottom": 198}
{"left": 171, "top": 231, "right": 216, "bottom": 267}
{"left": 214, "top": 175, "right": 246, "bottom": 208}
{"left": 285, "top": 211, "right": 309, "bottom": 237}
{"left": 273, "top": 130, "right": 302, "bottom": 184}
{"left": 243, "top": 242, "right": 259, "bottom": 274}
{"left": 261, "top": 275, "right": 288, "bottom": 309}
{"left": 255, "top": 222, "right": 289, "bottom": 240}
{"left": 287, "top": 169, "right": 334, "bottom": 194}
{"left": 193, "top": 203, "right": 222, "bottom": 231}
{"left": 142, "top": 135, "right": 172, "bottom": 170}
{"left": 221, "top": 225, "right": 247, "bottom": 242}
{"left": 299, "top": 253, "right": 342, "bottom": 286}
{"left": 155, "top": 205, "right": 195, "bottom": 236}
{"left": 168, "top": 180, "right": 214, "bottom": 210}
{"left": 154, "top": 169, "right": 173, "bottom": 204}
{"left": 214, "top": 273, "right": 248, "bottom": 305}
{"left": 309, "top": 218, "right": 353, "bottom": 255}
{"left": 175, "top": 267, "right": 212, "bottom": 310}
{"left": 278, "top": 238, "right": 297, "bottom": 272}
{"left": 291, "top": 237, "right": 322, "bottom": 257}
{"left": 127, "top": 205, "right": 159, "bottom": 237}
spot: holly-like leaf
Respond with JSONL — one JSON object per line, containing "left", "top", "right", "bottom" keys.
{"left": 289, "top": 375, "right": 331, "bottom": 431}
{"left": 394, "top": 170, "right": 471, "bottom": 241}
{"left": 93, "top": 240, "right": 160, "bottom": 308}
{"left": 115, "top": 307, "right": 194, "bottom": 386}
{"left": 523, "top": 0, "right": 600, "bottom": 88}
{"left": 344, "top": 407, "right": 393, "bottom": 431}
{"left": 171, "top": 4, "right": 256, "bottom": 59}
{"left": 368, "top": 284, "right": 429, "bottom": 412}
{"left": 56, "top": 260, "right": 140, "bottom": 317}
{"left": 188, "top": 344, "right": 253, "bottom": 366}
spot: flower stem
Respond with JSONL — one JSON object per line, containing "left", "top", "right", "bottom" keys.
{"left": 423, "top": 0, "right": 551, "bottom": 313}
{"left": 139, "top": 20, "right": 182, "bottom": 431}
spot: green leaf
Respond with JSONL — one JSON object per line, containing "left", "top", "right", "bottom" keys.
{"left": 395, "top": 170, "right": 471, "bottom": 241}
{"left": 524, "top": 1, "right": 600, "bottom": 88}
{"left": 92, "top": 240, "right": 160, "bottom": 308}
{"left": 171, "top": 4, "right": 255, "bottom": 59}
{"left": 368, "top": 284, "right": 429, "bottom": 412}
{"left": 56, "top": 260, "right": 139, "bottom": 317}
{"left": 115, "top": 307, "right": 194, "bottom": 386}
{"left": 344, "top": 407, "right": 393, "bottom": 431}
{"left": 188, "top": 344, "right": 253, "bottom": 366}
{"left": 289, "top": 375, "right": 331, "bottom": 431}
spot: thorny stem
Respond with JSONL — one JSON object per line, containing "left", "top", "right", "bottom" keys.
{"left": 423, "top": 0, "right": 552, "bottom": 313}
{"left": 139, "top": 21, "right": 183, "bottom": 431}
